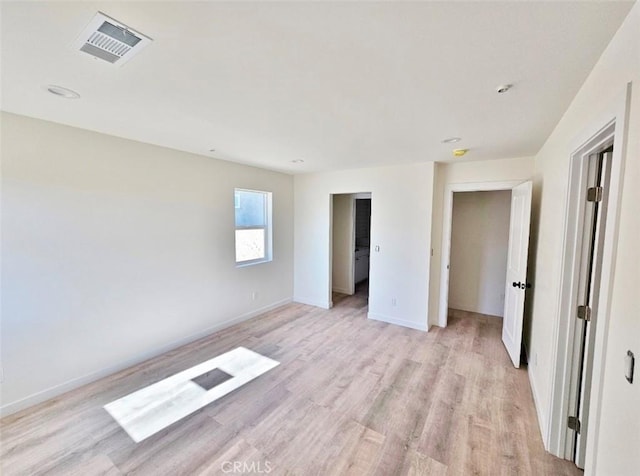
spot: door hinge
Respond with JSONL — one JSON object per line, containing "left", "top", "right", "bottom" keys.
{"left": 587, "top": 186, "right": 603, "bottom": 202}
{"left": 577, "top": 305, "right": 592, "bottom": 322}
{"left": 568, "top": 416, "right": 581, "bottom": 433}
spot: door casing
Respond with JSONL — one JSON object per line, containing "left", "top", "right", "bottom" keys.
{"left": 438, "top": 180, "right": 523, "bottom": 328}
{"left": 565, "top": 148, "right": 613, "bottom": 468}
{"left": 546, "top": 83, "right": 632, "bottom": 476}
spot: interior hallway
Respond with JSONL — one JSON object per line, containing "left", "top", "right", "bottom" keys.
{"left": 1, "top": 292, "right": 579, "bottom": 475}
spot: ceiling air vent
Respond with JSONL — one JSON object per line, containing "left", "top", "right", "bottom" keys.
{"left": 73, "top": 12, "right": 152, "bottom": 66}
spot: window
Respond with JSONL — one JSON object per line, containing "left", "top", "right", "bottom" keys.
{"left": 234, "top": 189, "right": 272, "bottom": 265}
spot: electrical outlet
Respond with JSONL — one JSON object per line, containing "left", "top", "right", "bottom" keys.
{"left": 391, "top": 298, "right": 397, "bottom": 306}
{"left": 252, "top": 291, "right": 258, "bottom": 301}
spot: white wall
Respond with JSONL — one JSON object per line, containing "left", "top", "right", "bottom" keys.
{"left": 428, "top": 158, "right": 535, "bottom": 326}
{"left": 294, "top": 163, "right": 434, "bottom": 331}
{"left": 449, "top": 190, "right": 511, "bottom": 317}
{"left": 0, "top": 112, "right": 294, "bottom": 415}
{"left": 331, "top": 194, "right": 354, "bottom": 295}
{"left": 527, "top": 4, "right": 639, "bottom": 474}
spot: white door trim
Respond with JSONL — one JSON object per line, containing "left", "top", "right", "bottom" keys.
{"left": 546, "top": 83, "right": 632, "bottom": 476}
{"left": 438, "top": 180, "right": 524, "bottom": 327}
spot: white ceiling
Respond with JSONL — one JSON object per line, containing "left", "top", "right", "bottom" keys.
{"left": 1, "top": 1, "right": 634, "bottom": 174}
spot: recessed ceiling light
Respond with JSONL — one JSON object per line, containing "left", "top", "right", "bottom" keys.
{"left": 442, "top": 137, "right": 461, "bottom": 144}
{"left": 45, "top": 85, "right": 80, "bottom": 99}
{"left": 496, "top": 84, "right": 512, "bottom": 94}
{"left": 291, "top": 159, "right": 304, "bottom": 163}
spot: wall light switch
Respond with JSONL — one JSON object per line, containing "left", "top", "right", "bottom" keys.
{"left": 626, "top": 350, "right": 635, "bottom": 384}
{"left": 375, "top": 245, "right": 380, "bottom": 252}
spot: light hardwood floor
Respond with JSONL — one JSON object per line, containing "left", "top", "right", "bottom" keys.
{"left": 1, "top": 286, "right": 581, "bottom": 475}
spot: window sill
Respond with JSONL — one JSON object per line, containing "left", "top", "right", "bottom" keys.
{"left": 235, "top": 258, "right": 272, "bottom": 268}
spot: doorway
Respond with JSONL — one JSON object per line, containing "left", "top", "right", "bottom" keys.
{"left": 439, "top": 180, "right": 523, "bottom": 328}
{"left": 564, "top": 146, "right": 613, "bottom": 469}
{"left": 330, "top": 193, "right": 371, "bottom": 308}
{"left": 439, "top": 180, "right": 532, "bottom": 367}
{"left": 547, "top": 86, "right": 630, "bottom": 472}
{"left": 548, "top": 121, "right": 621, "bottom": 469}
{"left": 448, "top": 190, "right": 512, "bottom": 319}
{"left": 354, "top": 197, "right": 372, "bottom": 299}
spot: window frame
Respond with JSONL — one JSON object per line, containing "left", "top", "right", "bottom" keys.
{"left": 234, "top": 188, "right": 273, "bottom": 267}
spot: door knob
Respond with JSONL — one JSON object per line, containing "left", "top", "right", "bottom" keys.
{"left": 512, "top": 281, "right": 526, "bottom": 289}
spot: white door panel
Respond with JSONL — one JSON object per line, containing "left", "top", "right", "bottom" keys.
{"left": 502, "top": 181, "right": 533, "bottom": 368}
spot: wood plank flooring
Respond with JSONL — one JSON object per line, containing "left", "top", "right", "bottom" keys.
{"left": 1, "top": 287, "right": 581, "bottom": 475}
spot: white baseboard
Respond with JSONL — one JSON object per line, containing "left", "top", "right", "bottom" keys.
{"left": 0, "top": 298, "right": 292, "bottom": 418}
{"left": 293, "top": 296, "right": 331, "bottom": 309}
{"left": 449, "top": 303, "right": 503, "bottom": 318}
{"left": 332, "top": 286, "right": 353, "bottom": 295}
{"left": 367, "top": 312, "right": 428, "bottom": 332}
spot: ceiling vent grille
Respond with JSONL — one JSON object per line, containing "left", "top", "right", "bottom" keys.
{"left": 73, "top": 12, "right": 152, "bottom": 66}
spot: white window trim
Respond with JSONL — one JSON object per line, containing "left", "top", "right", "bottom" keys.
{"left": 234, "top": 188, "right": 273, "bottom": 267}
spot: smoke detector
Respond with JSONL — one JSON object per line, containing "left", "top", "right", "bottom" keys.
{"left": 73, "top": 12, "right": 152, "bottom": 66}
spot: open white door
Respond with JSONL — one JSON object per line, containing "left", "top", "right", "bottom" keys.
{"left": 502, "top": 181, "right": 533, "bottom": 368}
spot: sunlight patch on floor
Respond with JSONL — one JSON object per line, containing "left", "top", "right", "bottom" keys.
{"left": 104, "top": 347, "right": 279, "bottom": 442}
